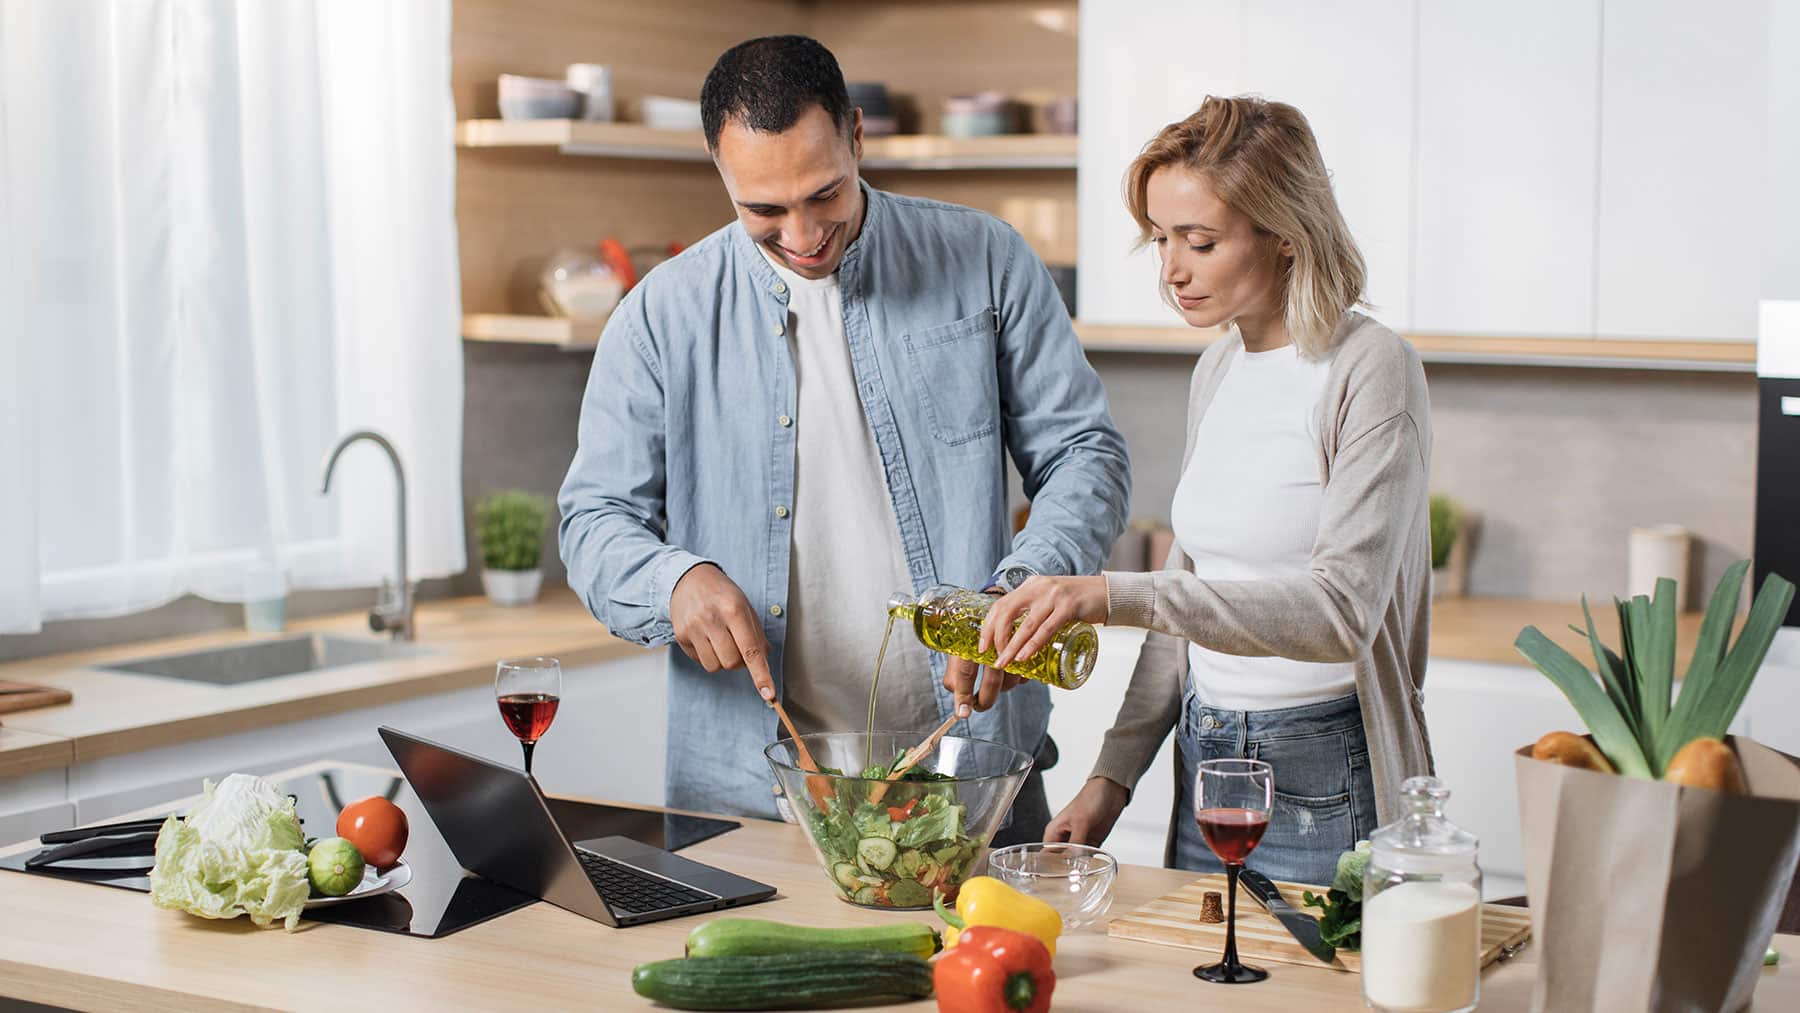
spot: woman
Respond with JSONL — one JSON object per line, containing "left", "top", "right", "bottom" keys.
{"left": 947, "top": 95, "right": 1434, "bottom": 885}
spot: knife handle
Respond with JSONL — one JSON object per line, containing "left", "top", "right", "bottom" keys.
{"left": 25, "top": 831, "right": 161, "bottom": 869}
{"left": 39, "top": 816, "right": 170, "bottom": 845}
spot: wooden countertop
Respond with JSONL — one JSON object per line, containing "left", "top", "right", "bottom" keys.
{"left": 4, "top": 761, "right": 1793, "bottom": 1010}
{"left": 0, "top": 589, "right": 1720, "bottom": 782}
{"left": 0, "top": 591, "right": 638, "bottom": 778}
{"left": 1429, "top": 595, "right": 1719, "bottom": 668}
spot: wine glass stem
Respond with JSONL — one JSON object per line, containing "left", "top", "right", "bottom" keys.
{"left": 1223, "top": 862, "right": 1242, "bottom": 970}
{"left": 521, "top": 740, "right": 536, "bottom": 775}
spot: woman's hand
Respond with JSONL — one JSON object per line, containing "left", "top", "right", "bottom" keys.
{"left": 1044, "top": 777, "right": 1129, "bottom": 846}
{"left": 983, "top": 575, "right": 1109, "bottom": 672}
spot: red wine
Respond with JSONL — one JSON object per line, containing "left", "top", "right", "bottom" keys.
{"left": 1196, "top": 807, "right": 1269, "bottom": 865}
{"left": 498, "top": 692, "right": 560, "bottom": 743}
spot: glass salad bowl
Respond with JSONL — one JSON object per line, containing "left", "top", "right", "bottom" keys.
{"left": 765, "top": 731, "right": 1034, "bottom": 910}
{"left": 987, "top": 842, "right": 1118, "bottom": 929}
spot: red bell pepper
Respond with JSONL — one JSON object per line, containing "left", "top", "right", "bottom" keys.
{"left": 933, "top": 925, "right": 1055, "bottom": 1013}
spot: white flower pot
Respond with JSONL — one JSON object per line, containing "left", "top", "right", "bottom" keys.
{"left": 482, "top": 568, "right": 543, "bottom": 607}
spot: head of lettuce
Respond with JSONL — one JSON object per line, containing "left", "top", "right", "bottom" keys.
{"left": 149, "top": 773, "right": 311, "bottom": 930}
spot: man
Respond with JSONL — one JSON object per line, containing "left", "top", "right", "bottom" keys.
{"left": 558, "top": 35, "right": 1128, "bottom": 843}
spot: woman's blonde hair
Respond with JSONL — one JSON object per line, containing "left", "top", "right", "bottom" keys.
{"left": 1124, "top": 95, "right": 1365, "bottom": 358}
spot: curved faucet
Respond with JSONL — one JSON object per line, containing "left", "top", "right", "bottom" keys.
{"left": 319, "top": 429, "right": 413, "bottom": 641}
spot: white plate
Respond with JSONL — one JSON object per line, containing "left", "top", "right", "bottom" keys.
{"left": 305, "top": 859, "right": 411, "bottom": 909}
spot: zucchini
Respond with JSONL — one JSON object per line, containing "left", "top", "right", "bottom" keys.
{"left": 631, "top": 951, "right": 934, "bottom": 1010}
{"left": 685, "top": 918, "right": 940, "bottom": 959}
{"left": 857, "top": 836, "right": 898, "bottom": 871}
{"left": 852, "top": 885, "right": 881, "bottom": 905}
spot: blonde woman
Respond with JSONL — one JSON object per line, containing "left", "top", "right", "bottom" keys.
{"left": 945, "top": 95, "right": 1434, "bottom": 884}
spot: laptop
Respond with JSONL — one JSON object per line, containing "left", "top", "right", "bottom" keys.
{"left": 380, "top": 726, "right": 776, "bottom": 927}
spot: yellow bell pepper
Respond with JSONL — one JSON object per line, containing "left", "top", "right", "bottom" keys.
{"left": 933, "top": 876, "right": 1062, "bottom": 958}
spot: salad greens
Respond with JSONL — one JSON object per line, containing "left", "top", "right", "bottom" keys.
{"left": 1302, "top": 840, "right": 1371, "bottom": 950}
{"left": 804, "top": 753, "right": 983, "bottom": 908}
{"left": 149, "top": 773, "right": 312, "bottom": 931}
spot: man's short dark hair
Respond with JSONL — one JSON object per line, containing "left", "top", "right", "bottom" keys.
{"left": 701, "top": 35, "right": 853, "bottom": 150}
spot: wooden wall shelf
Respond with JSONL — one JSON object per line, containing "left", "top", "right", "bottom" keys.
{"left": 463, "top": 313, "right": 1759, "bottom": 372}
{"left": 456, "top": 119, "right": 1077, "bottom": 170}
{"left": 1074, "top": 321, "right": 1758, "bottom": 373}
{"left": 463, "top": 313, "right": 602, "bottom": 351}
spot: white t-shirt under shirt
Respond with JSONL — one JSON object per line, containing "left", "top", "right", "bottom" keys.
{"left": 1170, "top": 342, "right": 1358, "bottom": 712}
{"left": 761, "top": 250, "right": 939, "bottom": 738}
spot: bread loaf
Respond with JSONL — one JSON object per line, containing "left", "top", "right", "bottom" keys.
{"left": 1663, "top": 737, "right": 1746, "bottom": 793}
{"left": 1530, "top": 731, "right": 1616, "bottom": 774}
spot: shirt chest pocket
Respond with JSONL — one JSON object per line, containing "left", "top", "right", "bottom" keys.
{"left": 901, "top": 309, "right": 1000, "bottom": 446}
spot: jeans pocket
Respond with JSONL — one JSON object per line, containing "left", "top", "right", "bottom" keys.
{"left": 1259, "top": 733, "right": 1359, "bottom": 877}
{"left": 1265, "top": 791, "right": 1357, "bottom": 875}
{"left": 1252, "top": 729, "right": 1353, "bottom": 803}
{"left": 902, "top": 309, "right": 999, "bottom": 446}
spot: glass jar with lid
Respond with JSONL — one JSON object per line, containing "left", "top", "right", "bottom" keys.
{"left": 1361, "top": 776, "right": 1483, "bottom": 1013}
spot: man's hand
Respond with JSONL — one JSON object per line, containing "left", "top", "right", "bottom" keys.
{"left": 670, "top": 563, "right": 775, "bottom": 701}
{"left": 942, "top": 654, "right": 1021, "bottom": 716}
{"left": 1044, "top": 777, "right": 1129, "bottom": 845}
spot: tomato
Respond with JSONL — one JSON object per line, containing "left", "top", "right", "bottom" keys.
{"left": 336, "top": 796, "right": 409, "bottom": 868}
{"left": 886, "top": 800, "right": 919, "bottom": 821}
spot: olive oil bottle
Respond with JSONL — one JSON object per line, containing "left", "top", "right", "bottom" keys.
{"left": 887, "top": 584, "right": 1098, "bottom": 691}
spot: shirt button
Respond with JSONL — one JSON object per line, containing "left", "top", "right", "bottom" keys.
{"left": 775, "top": 322, "right": 785, "bottom": 337}
{"left": 770, "top": 604, "right": 784, "bottom": 618}
{"left": 774, "top": 505, "right": 789, "bottom": 519}
{"left": 778, "top": 414, "right": 792, "bottom": 427}
{"left": 772, "top": 282, "right": 787, "bottom": 295}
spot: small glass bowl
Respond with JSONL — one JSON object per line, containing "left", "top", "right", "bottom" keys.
{"left": 986, "top": 842, "right": 1118, "bottom": 930}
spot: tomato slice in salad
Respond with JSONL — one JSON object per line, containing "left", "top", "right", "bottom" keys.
{"left": 887, "top": 799, "right": 920, "bottom": 821}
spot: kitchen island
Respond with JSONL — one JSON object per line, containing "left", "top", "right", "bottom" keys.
{"left": 1, "top": 762, "right": 1796, "bottom": 1011}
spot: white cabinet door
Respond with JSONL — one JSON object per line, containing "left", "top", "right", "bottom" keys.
{"left": 1077, "top": 0, "right": 1415, "bottom": 332}
{"left": 1413, "top": 0, "right": 1601, "bottom": 336}
{"left": 1239, "top": 2, "right": 1416, "bottom": 332}
{"left": 1077, "top": 0, "right": 1243, "bottom": 329}
{"left": 1044, "top": 627, "right": 1176, "bottom": 868}
{"left": 1595, "top": 0, "right": 1771, "bottom": 339}
{"left": 1766, "top": 1, "right": 1800, "bottom": 301}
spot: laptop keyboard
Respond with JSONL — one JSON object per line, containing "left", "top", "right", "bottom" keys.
{"left": 576, "top": 848, "right": 716, "bottom": 915}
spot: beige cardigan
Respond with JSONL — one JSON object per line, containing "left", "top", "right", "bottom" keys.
{"left": 1093, "top": 311, "right": 1436, "bottom": 828}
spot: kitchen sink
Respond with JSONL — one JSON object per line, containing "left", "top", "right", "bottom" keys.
{"left": 99, "top": 634, "right": 432, "bottom": 686}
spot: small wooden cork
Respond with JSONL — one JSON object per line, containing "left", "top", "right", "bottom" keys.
{"left": 1199, "top": 890, "right": 1225, "bottom": 923}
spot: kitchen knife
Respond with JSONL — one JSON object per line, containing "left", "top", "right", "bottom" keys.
{"left": 25, "top": 831, "right": 159, "bottom": 870}
{"left": 1239, "top": 868, "right": 1336, "bottom": 964}
{"left": 40, "top": 816, "right": 172, "bottom": 845}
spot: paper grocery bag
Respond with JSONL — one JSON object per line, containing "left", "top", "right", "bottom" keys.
{"left": 1515, "top": 737, "right": 1800, "bottom": 1012}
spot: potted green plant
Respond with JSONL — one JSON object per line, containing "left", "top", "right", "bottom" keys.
{"left": 1428, "top": 493, "right": 1472, "bottom": 598}
{"left": 476, "top": 490, "right": 554, "bottom": 606}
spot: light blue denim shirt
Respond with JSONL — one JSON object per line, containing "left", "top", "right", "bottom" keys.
{"left": 559, "top": 183, "right": 1130, "bottom": 819}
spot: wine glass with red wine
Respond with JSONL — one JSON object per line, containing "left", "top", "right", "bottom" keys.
{"left": 495, "top": 657, "right": 561, "bottom": 775}
{"left": 1194, "top": 757, "right": 1275, "bottom": 985}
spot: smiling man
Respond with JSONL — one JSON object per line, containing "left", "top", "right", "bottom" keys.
{"left": 558, "top": 35, "right": 1129, "bottom": 844}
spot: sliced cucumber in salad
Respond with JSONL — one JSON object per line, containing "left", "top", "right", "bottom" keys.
{"left": 857, "top": 836, "right": 899, "bottom": 871}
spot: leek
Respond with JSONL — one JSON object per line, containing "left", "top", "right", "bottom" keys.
{"left": 1517, "top": 560, "right": 1794, "bottom": 778}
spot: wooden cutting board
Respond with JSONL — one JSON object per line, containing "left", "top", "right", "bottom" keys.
{"left": 0, "top": 681, "right": 73, "bottom": 716}
{"left": 1107, "top": 873, "right": 1532, "bottom": 973}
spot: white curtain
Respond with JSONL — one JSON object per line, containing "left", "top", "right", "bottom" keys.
{"left": 0, "top": 0, "right": 465, "bottom": 634}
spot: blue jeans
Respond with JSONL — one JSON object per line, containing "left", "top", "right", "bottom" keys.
{"left": 1172, "top": 689, "right": 1376, "bottom": 887}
